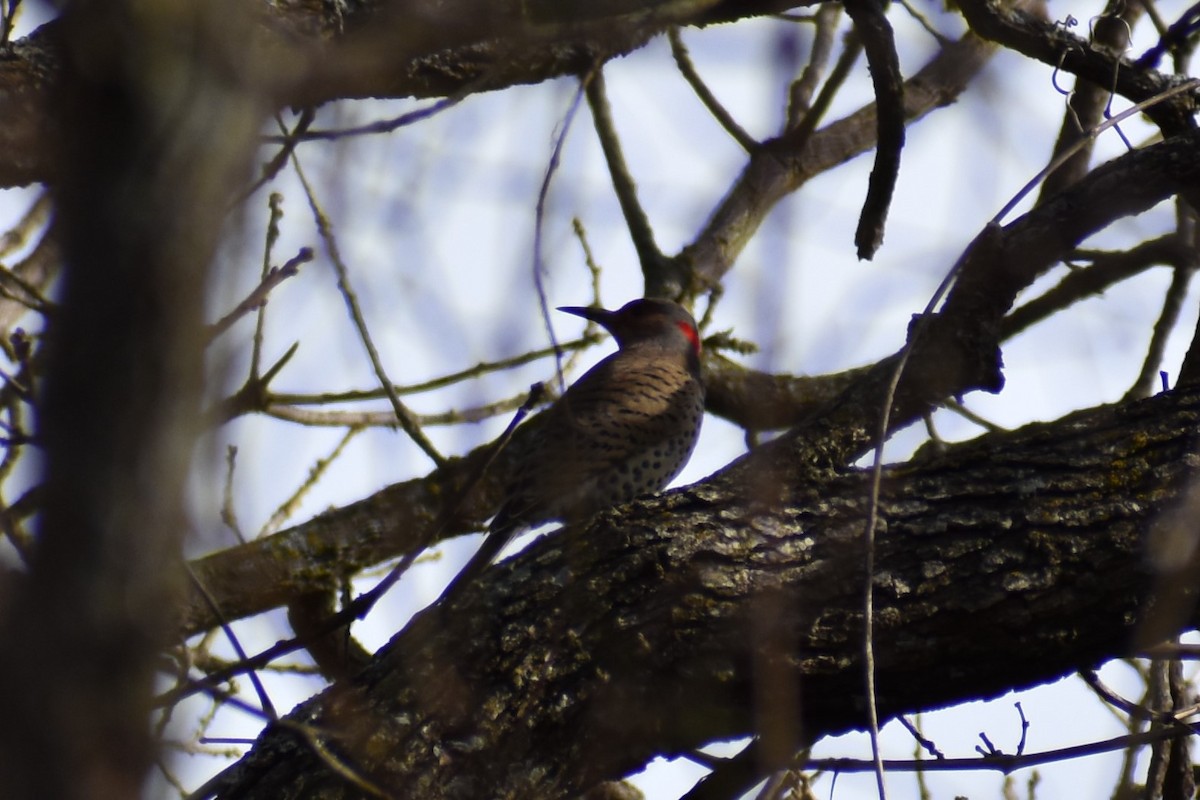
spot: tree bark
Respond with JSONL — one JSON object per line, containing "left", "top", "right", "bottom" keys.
{"left": 213, "top": 380, "right": 1200, "bottom": 799}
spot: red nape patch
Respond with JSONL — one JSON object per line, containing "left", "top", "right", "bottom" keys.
{"left": 676, "top": 320, "right": 702, "bottom": 354}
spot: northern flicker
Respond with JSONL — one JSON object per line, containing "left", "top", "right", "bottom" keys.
{"left": 439, "top": 298, "right": 705, "bottom": 602}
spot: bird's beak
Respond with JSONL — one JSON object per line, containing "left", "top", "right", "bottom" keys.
{"left": 557, "top": 306, "right": 610, "bottom": 325}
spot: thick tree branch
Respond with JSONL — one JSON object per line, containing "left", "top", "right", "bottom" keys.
{"left": 955, "top": 0, "right": 1198, "bottom": 136}
{"left": 0, "top": 1, "right": 815, "bottom": 188}
{"left": 214, "top": 379, "right": 1200, "bottom": 799}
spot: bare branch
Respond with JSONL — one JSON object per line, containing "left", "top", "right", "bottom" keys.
{"left": 843, "top": 0, "right": 904, "bottom": 260}
{"left": 207, "top": 247, "right": 311, "bottom": 343}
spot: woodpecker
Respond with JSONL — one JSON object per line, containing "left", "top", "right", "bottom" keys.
{"left": 439, "top": 298, "right": 705, "bottom": 602}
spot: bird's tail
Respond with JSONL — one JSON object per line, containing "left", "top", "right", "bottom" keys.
{"left": 434, "top": 508, "right": 522, "bottom": 607}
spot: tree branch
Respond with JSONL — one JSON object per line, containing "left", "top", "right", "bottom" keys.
{"left": 955, "top": 0, "right": 1198, "bottom": 136}
{"left": 213, "top": 380, "right": 1200, "bottom": 799}
{"left": 1, "top": 1, "right": 805, "bottom": 187}
{"left": 679, "top": 20, "right": 1001, "bottom": 289}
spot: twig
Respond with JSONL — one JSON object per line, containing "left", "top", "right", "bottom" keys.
{"left": 994, "top": 78, "right": 1200, "bottom": 224}
{"left": 1123, "top": 259, "right": 1194, "bottom": 401}
{"left": 268, "top": 335, "right": 597, "bottom": 406}
{"left": 260, "top": 84, "right": 477, "bottom": 144}
{"left": 1002, "top": 236, "right": 1190, "bottom": 340}
{"left": 183, "top": 564, "right": 277, "bottom": 722}
{"left": 1141, "top": 642, "right": 1200, "bottom": 660}
{"left": 220, "top": 445, "right": 246, "bottom": 544}
{"left": 1080, "top": 669, "right": 1200, "bottom": 725}
{"left": 259, "top": 426, "right": 362, "bottom": 537}
{"left": 266, "top": 391, "right": 542, "bottom": 428}
{"left": 896, "top": 0, "right": 954, "bottom": 44}
{"left": 939, "top": 397, "right": 1007, "bottom": 433}
{"left": 669, "top": 27, "right": 759, "bottom": 152}
{"left": 273, "top": 720, "right": 393, "bottom": 799}
{"left": 234, "top": 110, "right": 315, "bottom": 208}
{"left": 289, "top": 144, "right": 446, "bottom": 467}
{"left": 1013, "top": 702, "right": 1029, "bottom": 755}
{"left": 571, "top": 218, "right": 605, "bottom": 305}
{"left": 251, "top": 192, "right": 287, "bottom": 379}
{"left": 786, "top": 3, "right": 843, "bottom": 128}
{"left": 899, "top": 715, "right": 945, "bottom": 759}
{"left": 1134, "top": 2, "right": 1200, "bottom": 69}
{"left": 207, "top": 342, "right": 300, "bottom": 424}
{"left": 534, "top": 69, "right": 593, "bottom": 396}
{"left": 206, "top": 247, "right": 311, "bottom": 343}
{"left": 804, "top": 722, "right": 1199, "bottom": 773}
{"left": 781, "top": 29, "right": 862, "bottom": 154}
{"left": 184, "top": 716, "right": 394, "bottom": 800}
{"left": 585, "top": 68, "right": 672, "bottom": 294}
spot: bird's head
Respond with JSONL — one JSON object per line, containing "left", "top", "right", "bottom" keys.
{"left": 558, "top": 299, "right": 701, "bottom": 357}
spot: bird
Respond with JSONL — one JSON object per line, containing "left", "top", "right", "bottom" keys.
{"left": 437, "top": 298, "right": 705, "bottom": 604}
